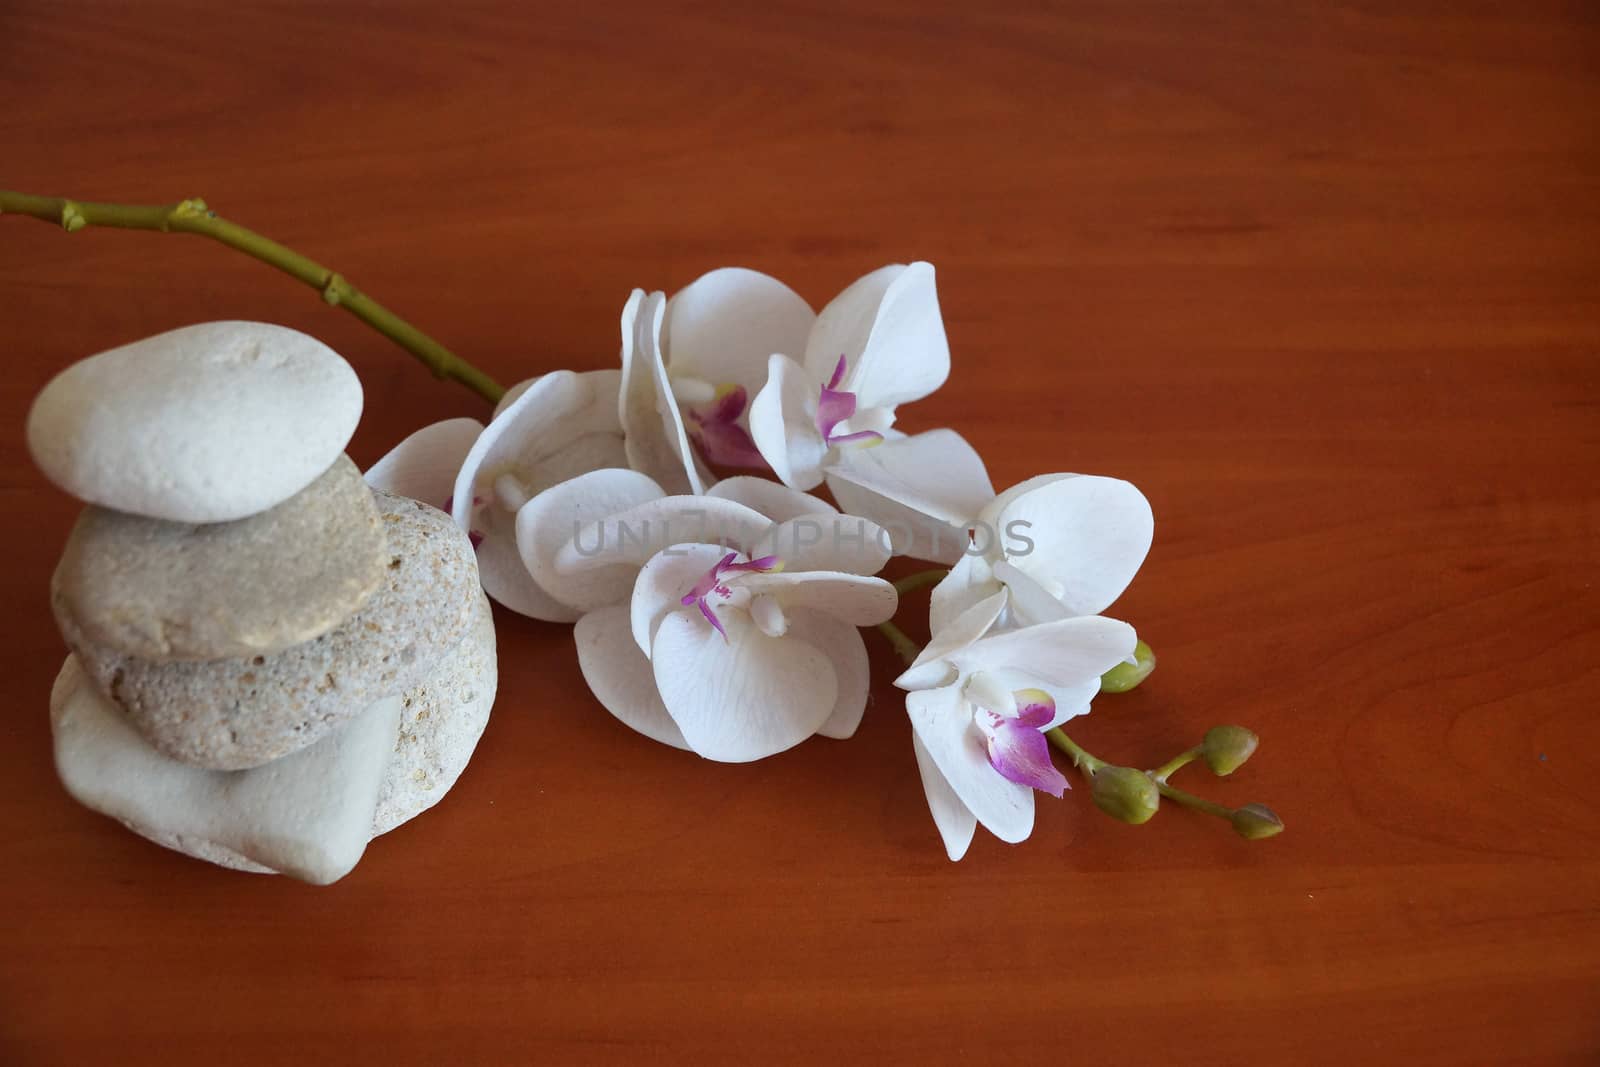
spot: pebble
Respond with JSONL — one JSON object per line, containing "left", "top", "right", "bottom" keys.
{"left": 61, "top": 491, "right": 479, "bottom": 770}
{"left": 48, "top": 591, "right": 498, "bottom": 880}
{"left": 51, "top": 455, "right": 387, "bottom": 661}
{"left": 26, "top": 321, "right": 362, "bottom": 522}
{"left": 50, "top": 656, "right": 401, "bottom": 886}
{"left": 373, "top": 587, "right": 497, "bottom": 836}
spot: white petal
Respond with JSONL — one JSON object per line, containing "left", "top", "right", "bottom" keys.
{"left": 574, "top": 606, "right": 690, "bottom": 750}
{"left": 651, "top": 609, "right": 838, "bottom": 762}
{"left": 749, "top": 353, "right": 828, "bottom": 491}
{"left": 663, "top": 268, "right": 815, "bottom": 396}
{"left": 706, "top": 475, "right": 837, "bottom": 522}
{"left": 911, "top": 731, "right": 978, "bottom": 861}
{"left": 995, "top": 475, "right": 1153, "bottom": 616}
{"left": 630, "top": 543, "right": 730, "bottom": 657}
{"left": 783, "top": 608, "right": 871, "bottom": 740}
{"left": 928, "top": 551, "right": 1003, "bottom": 636}
{"left": 452, "top": 369, "right": 617, "bottom": 525}
{"left": 519, "top": 430, "right": 629, "bottom": 493}
{"left": 497, "top": 366, "right": 622, "bottom": 428}
{"left": 620, "top": 290, "right": 703, "bottom": 495}
{"left": 950, "top": 615, "right": 1137, "bottom": 688}
{"left": 839, "top": 262, "right": 951, "bottom": 410}
{"left": 906, "top": 682, "right": 1034, "bottom": 844}
{"left": 802, "top": 264, "right": 903, "bottom": 383}
{"left": 740, "top": 570, "right": 899, "bottom": 626}
{"left": 555, "top": 494, "right": 775, "bottom": 574}
{"left": 825, "top": 428, "right": 993, "bottom": 526}
{"left": 974, "top": 473, "right": 1075, "bottom": 540}
{"left": 492, "top": 376, "right": 539, "bottom": 420}
{"left": 751, "top": 513, "right": 892, "bottom": 575}
{"left": 573, "top": 369, "right": 624, "bottom": 434}
{"left": 895, "top": 588, "right": 1008, "bottom": 691}
{"left": 364, "top": 417, "right": 483, "bottom": 506}
{"left": 825, "top": 471, "right": 971, "bottom": 565}
{"left": 494, "top": 369, "right": 617, "bottom": 428}
{"left": 516, "top": 467, "right": 665, "bottom": 613}
{"left": 992, "top": 560, "right": 1072, "bottom": 627}
{"left": 477, "top": 506, "right": 581, "bottom": 621}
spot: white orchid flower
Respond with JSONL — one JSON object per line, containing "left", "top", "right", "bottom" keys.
{"left": 928, "top": 473, "right": 1153, "bottom": 634}
{"left": 895, "top": 591, "right": 1137, "bottom": 860}
{"left": 749, "top": 262, "right": 950, "bottom": 492}
{"left": 513, "top": 471, "right": 897, "bottom": 760}
{"left": 824, "top": 427, "right": 996, "bottom": 564}
{"left": 619, "top": 270, "right": 815, "bottom": 494}
{"left": 365, "top": 369, "right": 625, "bottom": 620}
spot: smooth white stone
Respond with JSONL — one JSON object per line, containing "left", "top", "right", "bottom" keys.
{"left": 50, "top": 656, "right": 400, "bottom": 886}
{"left": 27, "top": 321, "right": 363, "bottom": 522}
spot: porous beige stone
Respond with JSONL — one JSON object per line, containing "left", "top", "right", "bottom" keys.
{"left": 373, "top": 588, "right": 497, "bottom": 836}
{"left": 63, "top": 491, "right": 479, "bottom": 770}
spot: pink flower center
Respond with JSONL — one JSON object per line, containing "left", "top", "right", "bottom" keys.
{"left": 680, "top": 551, "right": 783, "bottom": 639}
{"left": 974, "top": 688, "right": 1069, "bottom": 798}
{"left": 815, "top": 355, "right": 883, "bottom": 448}
{"left": 685, "top": 384, "right": 767, "bottom": 469}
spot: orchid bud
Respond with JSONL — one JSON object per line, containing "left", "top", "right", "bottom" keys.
{"left": 1201, "top": 725, "right": 1259, "bottom": 776}
{"left": 1090, "top": 766, "right": 1160, "bottom": 825}
{"left": 1230, "top": 803, "right": 1284, "bottom": 840}
{"left": 1099, "top": 640, "right": 1156, "bottom": 694}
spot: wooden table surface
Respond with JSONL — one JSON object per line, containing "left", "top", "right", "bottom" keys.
{"left": 3, "top": 3, "right": 1596, "bottom": 1063}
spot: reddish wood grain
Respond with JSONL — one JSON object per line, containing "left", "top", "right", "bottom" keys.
{"left": 2, "top": 2, "right": 1597, "bottom": 1063}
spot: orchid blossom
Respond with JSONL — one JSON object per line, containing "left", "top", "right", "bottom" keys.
{"left": 619, "top": 270, "right": 815, "bottom": 494}
{"left": 895, "top": 590, "right": 1138, "bottom": 860}
{"left": 749, "top": 261, "right": 950, "bottom": 492}
{"left": 927, "top": 473, "right": 1153, "bottom": 634}
{"left": 513, "top": 471, "right": 897, "bottom": 760}
{"left": 365, "top": 369, "right": 625, "bottom": 620}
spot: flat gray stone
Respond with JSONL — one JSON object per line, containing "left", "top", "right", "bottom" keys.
{"left": 62, "top": 491, "right": 480, "bottom": 770}
{"left": 50, "top": 656, "right": 401, "bottom": 886}
{"left": 52, "top": 455, "right": 387, "bottom": 662}
{"left": 27, "top": 321, "right": 363, "bottom": 523}
{"left": 373, "top": 587, "right": 497, "bottom": 836}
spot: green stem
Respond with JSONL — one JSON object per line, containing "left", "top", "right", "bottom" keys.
{"left": 1150, "top": 746, "right": 1201, "bottom": 783}
{"left": 0, "top": 190, "right": 505, "bottom": 405}
{"left": 1045, "top": 728, "right": 1106, "bottom": 775}
{"left": 892, "top": 568, "right": 950, "bottom": 596}
{"left": 875, "top": 620, "right": 922, "bottom": 666}
{"left": 1152, "top": 779, "right": 1235, "bottom": 821}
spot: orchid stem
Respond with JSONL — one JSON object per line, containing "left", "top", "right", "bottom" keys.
{"left": 1151, "top": 746, "right": 1202, "bottom": 783}
{"left": 1045, "top": 728, "right": 1106, "bottom": 775}
{"left": 1152, "top": 779, "right": 1235, "bottom": 821}
{"left": 892, "top": 568, "right": 949, "bottom": 596}
{"left": 875, "top": 620, "right": 922, "bottom": 666}
{"left": 0, "top": 189, "right": 506, "bottom": 405}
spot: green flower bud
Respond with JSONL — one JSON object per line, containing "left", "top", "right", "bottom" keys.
{"left": 1231, "top": 803, "right": 1284, "bottom": 840}
{"left": 1100, "top": 640, "right": 1156, "bottom": 694}
{"left": 1090, "top": 766, "right": 1160, "bottom": 825}
{"left": 1201, "top": 725, "right": 1259, "bottom": 776}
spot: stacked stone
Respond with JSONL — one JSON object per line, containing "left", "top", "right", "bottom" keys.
{"left": 27, "top": 322, "right": 497, "bottom": 885}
